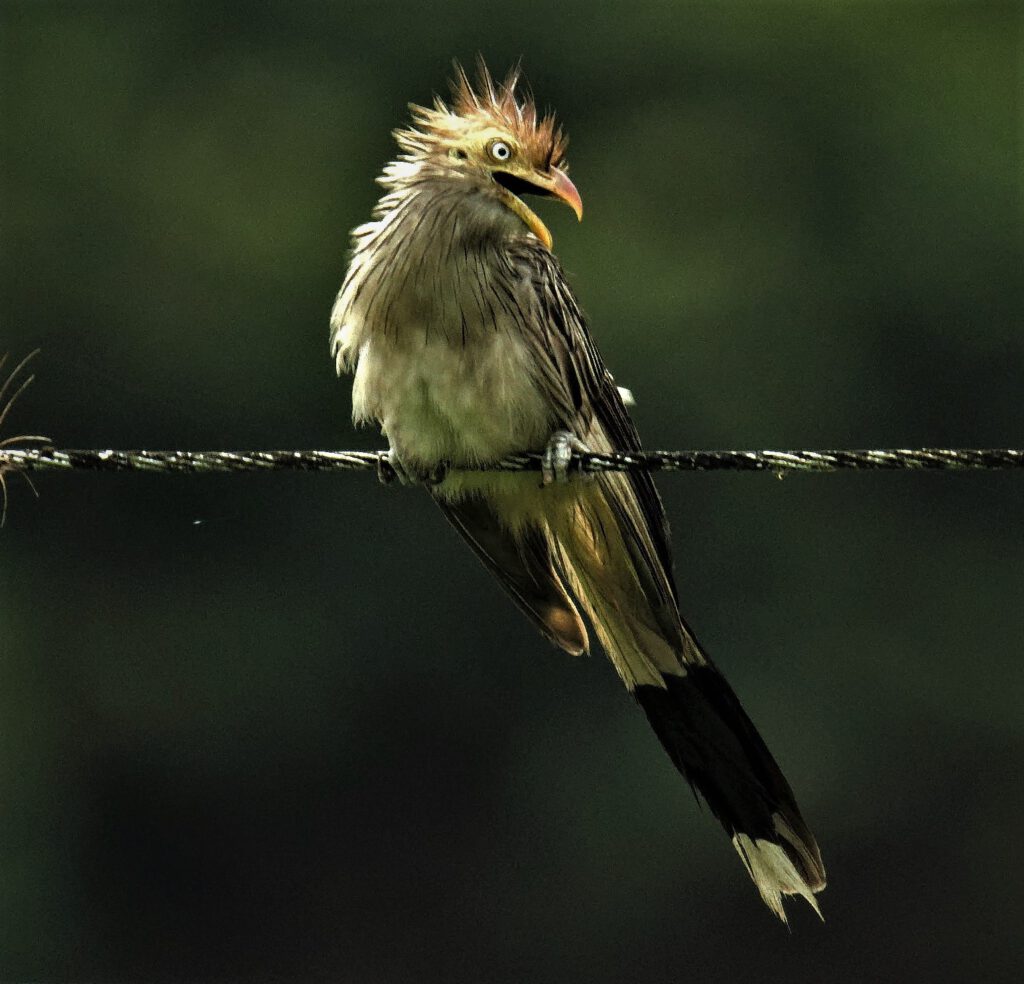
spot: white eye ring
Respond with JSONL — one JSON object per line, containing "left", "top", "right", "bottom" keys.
{"left": 488, "top": 140, "right": 512, "bottom": 162}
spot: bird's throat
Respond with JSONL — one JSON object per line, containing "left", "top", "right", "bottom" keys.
{"left": 494, "top": 185, "right": 553, "bottom": 250}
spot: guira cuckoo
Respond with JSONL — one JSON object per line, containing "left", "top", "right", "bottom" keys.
{"left": 330, "top": 62, "right": 825, "bottom": 921}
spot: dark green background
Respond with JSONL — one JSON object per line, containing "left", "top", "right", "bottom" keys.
{"left": 2, "top": 2, "right": 1022, "bottom": 981}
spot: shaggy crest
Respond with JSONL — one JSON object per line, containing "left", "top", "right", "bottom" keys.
{"left": 395, "top": 59, "right": 569, "bottom": 170}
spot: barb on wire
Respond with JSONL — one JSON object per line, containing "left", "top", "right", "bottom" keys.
{"left": 1, "top": 446, "right": 1023, "bottom": 478}
{"left": 0, "top": 350, "right": 51, "bottom": 526}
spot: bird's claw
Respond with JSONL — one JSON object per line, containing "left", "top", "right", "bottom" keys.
{"left": 377, "top": 448, "right": 447, "bottom": 487}
{"left": 377, "top": 450, "right": 404, "bottom": 485}
{"left": 541, "top": 430, "right": 591, "bottom": 486}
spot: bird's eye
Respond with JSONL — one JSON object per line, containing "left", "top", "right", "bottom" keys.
{"left": 488, "top": 140, "right": 513, "bottom": 162}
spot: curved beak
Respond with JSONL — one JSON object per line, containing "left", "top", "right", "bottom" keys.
{"left": 538, "top": 168, "right": 583, "bottom": 222}
{"left": 494, "top": 167, "right": 584, "bottom": 250}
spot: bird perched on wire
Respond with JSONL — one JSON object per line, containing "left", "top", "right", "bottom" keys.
{"left": 330, "top": 61, "right": 825, "bottom": 922}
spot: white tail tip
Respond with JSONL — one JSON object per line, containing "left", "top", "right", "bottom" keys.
{"left": 732, "top": 829, "right": 824, "bottom": 925}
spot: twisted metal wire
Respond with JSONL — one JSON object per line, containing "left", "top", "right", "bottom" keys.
{"left": 2, "top": 446, "right": 1023, "bottom": 475}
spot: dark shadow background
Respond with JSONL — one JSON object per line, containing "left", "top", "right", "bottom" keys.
{"left": 2, "top": 2, "right": 1022, "bottom": 981}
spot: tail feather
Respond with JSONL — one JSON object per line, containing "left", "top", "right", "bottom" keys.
{"left": 552, "top": 484, "right": 825, "bottom": 921}
{"left": 635, "top": 668, "right": 825, "bottom": 923}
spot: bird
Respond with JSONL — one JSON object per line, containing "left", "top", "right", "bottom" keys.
{"left": 330, "top": 61, "right": 825, "bottom": 922}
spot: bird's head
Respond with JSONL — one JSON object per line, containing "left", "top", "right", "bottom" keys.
{"left": 390, "top": 61, "right": 583, "bottom": 250}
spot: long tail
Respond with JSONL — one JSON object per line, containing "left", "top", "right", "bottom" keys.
{"left": 633, "top": 664, "right": 825, "bottom": 921}
{"left": 550, "top": 480, "right": 825, "bottom": 922}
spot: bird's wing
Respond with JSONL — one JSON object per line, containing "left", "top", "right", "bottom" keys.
{"left": 436, "top": 493, "right": 589, "bottom": 657}
{"left": 518, "top": 242, "right": 680, "bottom": 612}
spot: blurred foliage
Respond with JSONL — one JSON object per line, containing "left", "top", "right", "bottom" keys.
{"left": 1, "top": 2, "right": 1022, "bottom": 981}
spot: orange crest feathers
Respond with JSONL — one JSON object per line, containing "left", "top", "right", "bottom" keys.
{"left": 398, "top": 59, "right": 569, "bottom": 170}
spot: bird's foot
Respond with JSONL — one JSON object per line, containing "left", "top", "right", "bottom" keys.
{"left": 377, "top": 448, "right": 447, "bottom": 487}
{"left": 541, "top": 430, "right": 592, "bottom": 486}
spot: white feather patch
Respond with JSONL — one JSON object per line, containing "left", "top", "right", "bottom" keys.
{"left": 732, "top": 827, "right": 823, "bottom": 924}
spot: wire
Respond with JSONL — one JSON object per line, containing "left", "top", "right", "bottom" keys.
{"left": 2, "top": 446, "right": 1023, "bottom": 476}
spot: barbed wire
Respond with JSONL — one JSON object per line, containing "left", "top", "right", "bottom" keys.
{"left": 2, "top": 352, "right": 1022, "bottom": 525}
{"left": 2, "top": 446, "right": 1023, "bottom": 476}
